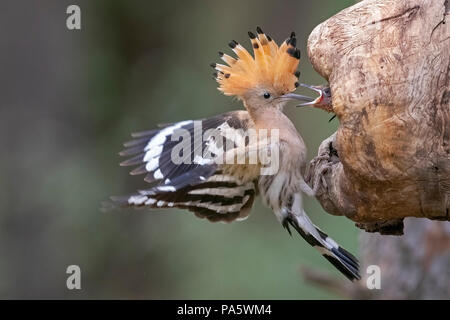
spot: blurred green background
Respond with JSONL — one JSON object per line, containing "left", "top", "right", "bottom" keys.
{"left": 0, "top": 0, "right": 358, "bottom": 299}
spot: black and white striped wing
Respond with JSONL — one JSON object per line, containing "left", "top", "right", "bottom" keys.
{"left": 112, "top": 111, "right": 258, "bottom": 222}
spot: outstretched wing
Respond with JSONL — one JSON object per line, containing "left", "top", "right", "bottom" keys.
{"left": 112, "top": 110, "right": 260, "bottom": 222}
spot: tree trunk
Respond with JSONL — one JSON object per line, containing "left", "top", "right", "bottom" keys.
{"left": 302, "top": 0, "right": 450, "bottom": 298}
{"left": 306, "top": 0, "right": 449, "bottom": 234}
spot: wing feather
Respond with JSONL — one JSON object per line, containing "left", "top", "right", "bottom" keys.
{"left": 112, "top": 110, "right": 259, "bottom": 222}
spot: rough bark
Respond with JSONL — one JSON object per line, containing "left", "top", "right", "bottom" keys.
{"left": 306, "top": 0, "right": 450, "bottom": 234}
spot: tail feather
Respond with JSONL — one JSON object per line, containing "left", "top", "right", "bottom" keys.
{"left": 285, "top": 212, "right": 360, "bottom": 281}
{"left": 322, "top": 254, "right": 359, "bottom": 282}
{"left": 315, "top": 228, "right": 359, "bottom": 270}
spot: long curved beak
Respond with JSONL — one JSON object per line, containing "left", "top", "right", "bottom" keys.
{"left": 296, "top": 83, "right": 323, "bottom": 107}
{"left": 279, "top": 93, "right": 315, "bottom": 103}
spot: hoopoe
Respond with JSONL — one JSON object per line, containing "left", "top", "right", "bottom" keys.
{"left": 111, "top": 27, "right": 360, "bottom": 281}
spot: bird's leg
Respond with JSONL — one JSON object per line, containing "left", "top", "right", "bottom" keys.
{"left": 299, "top": 176, "right": 315, "bottom": 197}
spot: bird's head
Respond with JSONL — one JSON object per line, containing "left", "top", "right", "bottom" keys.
{"left": 296, "top": 84, "right": 333, "bottom": 113}
{"left": 212, "top": 27, "right": 314, "bottom": 110}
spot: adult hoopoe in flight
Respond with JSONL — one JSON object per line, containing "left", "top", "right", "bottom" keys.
{"left": 111, "top": 27, "right": 360, "bottom": 281}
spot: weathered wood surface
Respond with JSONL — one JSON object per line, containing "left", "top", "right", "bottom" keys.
{"left": 306, "top": 0, "right": 450, "bottom": 234}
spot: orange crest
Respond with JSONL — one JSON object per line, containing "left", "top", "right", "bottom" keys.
{"left": 212, "top": 27, "right": 301, "bottom": 98}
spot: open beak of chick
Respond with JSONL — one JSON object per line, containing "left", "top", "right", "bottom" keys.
{"left": 295, "top": 83, "right": 333, "bottom": 112}
{"left": 296, "top": 84, "right": 326, "bottom": 106}
{"left": 280, "top": 84, "right": 333, "bottom": 112}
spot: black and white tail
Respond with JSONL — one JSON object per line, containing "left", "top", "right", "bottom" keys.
{"left": 283, "top": 210, "right": 360, "bottom": 281}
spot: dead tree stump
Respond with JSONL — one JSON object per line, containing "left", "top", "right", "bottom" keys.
{"left": 306, "top": 0, "right": 449, "bottom": 234}
{"left": 303, "top": 0, "right": 450, "bottom": 299}
{"left": 302, "top": 0, "right": 450, "bottom": 299}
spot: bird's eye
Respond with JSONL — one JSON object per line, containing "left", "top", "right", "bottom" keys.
{"left": 263, "top": 92, "right": 271, "bottom": 99}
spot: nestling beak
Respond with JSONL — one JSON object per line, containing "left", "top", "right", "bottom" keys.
{"left": 296, "top": 83, "right": 325, "bottom": 107}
